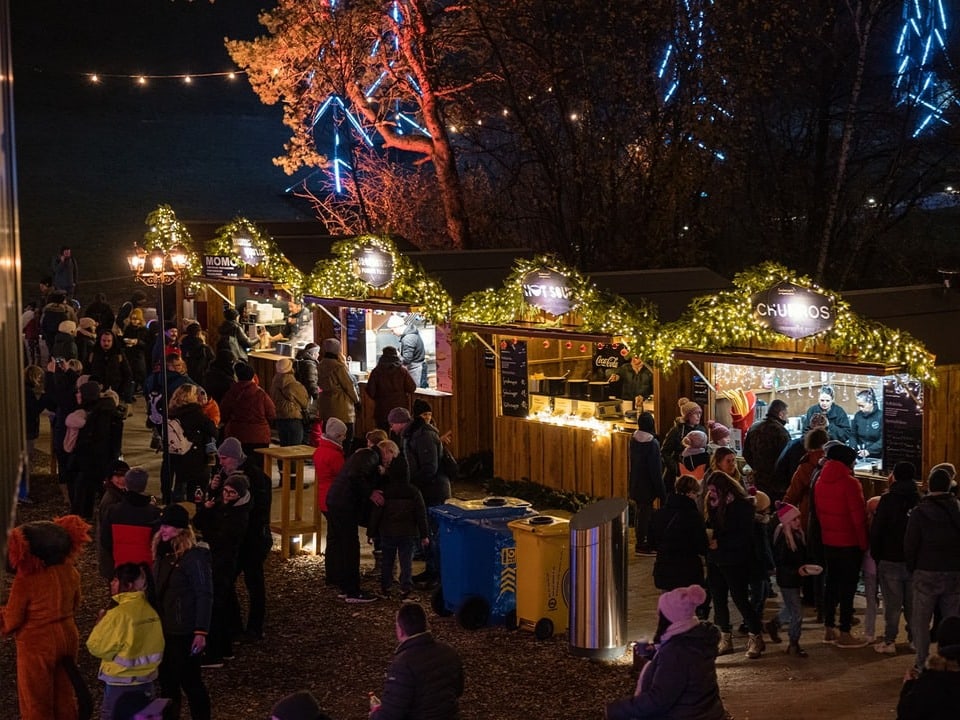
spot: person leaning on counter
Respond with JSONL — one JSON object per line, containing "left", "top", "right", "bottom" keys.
{"left": 605, "top": 354, "right": 653, "bottom": 407}
{"left": 801, "top": 385, "right": 850, "bottom": 443}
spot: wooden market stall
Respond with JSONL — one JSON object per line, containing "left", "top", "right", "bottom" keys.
{"left": 454, "top": 256, "right": 661, "bottom": 499}
{"left": 659, "top": 262, "right": 939, "bottom": 496}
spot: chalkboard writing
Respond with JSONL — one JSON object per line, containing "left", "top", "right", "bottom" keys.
{"left": 692, "top": 373, "right": 710, "bottom": 409}
{"left": 500, "top": 340, "right": 528, "bottom": 417}
{"left": 882, "top": 377, "right": 923, "bottom": 475}
{"left": 345, "top": 310, "right": 365, "bottom": 370}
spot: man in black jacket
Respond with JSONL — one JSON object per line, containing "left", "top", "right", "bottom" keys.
{"left": 370, "top": 602, "right": 464, "bottom": 720}
{"left": 905, "top": 465, "right": 960, "bottom": 671}
{"left": 870, "top": 461, "right": 920, "bottom": 654}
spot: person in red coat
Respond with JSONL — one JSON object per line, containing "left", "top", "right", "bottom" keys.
{"left": 313, "top": 417, "right": 347, "bottom": 582}
{"left": 365, "top": 346, "right": 416, "bottom": 431}
{"left": 813, "top": 441, "right": 869, "bottom": 648}
{"left": 220, "top": 362, "right": 276, "bottom": 458}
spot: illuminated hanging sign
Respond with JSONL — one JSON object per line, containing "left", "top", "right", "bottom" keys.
{"left": 354, "top": 245, "right": 394, "bottom": 288}
{"left": 203, "top": 255, "right": 241, "bottom": 279}
{"left": 752, "top": 281, "right": 835, "bottom": 339}
{"left": 231, "top": 236, "right": 264, "bottom": 267}
{"left": 521, "top": 267, "right": 576, "bottom": 317}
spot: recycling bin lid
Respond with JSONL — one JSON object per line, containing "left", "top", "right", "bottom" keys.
{"left": 438, "top": 496, "right": 533, "bottom": 519}
{"left": 569, "top": 497, "right": 629, "bottom": 530}
{"left": 508, "top": 514, "right": 570, "bottom": 535}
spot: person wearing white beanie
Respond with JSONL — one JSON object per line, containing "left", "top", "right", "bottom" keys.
{"left": 604, "top": 584, "right": 727, "bottom": 720}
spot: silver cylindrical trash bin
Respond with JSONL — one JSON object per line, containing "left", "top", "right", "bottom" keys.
{"left": 568, "top": 497, "right": 629, "bottom": 659}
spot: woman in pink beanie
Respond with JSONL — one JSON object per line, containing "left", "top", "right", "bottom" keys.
{"left": 604, "top": 584, "right": 728, "bottom": 720}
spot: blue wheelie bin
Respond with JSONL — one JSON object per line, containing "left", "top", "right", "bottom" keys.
{"left": 430, "top": 497, "right": 534, "bottom": 630}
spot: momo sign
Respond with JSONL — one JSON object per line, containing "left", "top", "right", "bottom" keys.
{"left": 353, "top": 245, "right": 394, "bottom": 288}
{"left": 521, "top": 268, "right": 576, "bottom": 316}
{"left": 203, "top": 254, "right": 241, "bottom": 279}
{"left": 752, "top": 281, "right": 835, "bottom": 339}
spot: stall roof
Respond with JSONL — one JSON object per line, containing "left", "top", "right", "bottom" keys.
{"left": 590, "top": 267, "right": 732, "bottom": 323}
{"left": 844, "top": 284, "right": 960, "bottom": 365}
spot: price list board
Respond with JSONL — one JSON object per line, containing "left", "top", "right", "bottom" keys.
{"left": 882, "top": 377, "right": 923, "bottom": 474}
{"left": 500, "top": 340, "right": 529, "bottom": 417}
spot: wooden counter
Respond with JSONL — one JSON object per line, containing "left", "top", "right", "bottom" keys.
{"left": 247, "top": 350, "right": 289, "bottom": 390}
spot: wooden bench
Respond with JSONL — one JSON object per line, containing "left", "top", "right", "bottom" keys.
{"left": 256, "top": 445, "right": 322, "bottom": 560}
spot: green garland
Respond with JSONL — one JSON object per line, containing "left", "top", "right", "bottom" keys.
{"left": 142, "top": 205, "right": 204, "bottom": 290}
{"left": 304, "top": 234, "right": 452, "bottom": 324}
{"left": 657, "top": 261, "right": 937, "bottom": 383}
{"left": 454, "top": 255, "right": 660, "bottom": 363}
{"left": 206, "top": 217, "right": 305, "bottom": 298}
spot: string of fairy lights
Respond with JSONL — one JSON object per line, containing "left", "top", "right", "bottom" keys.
{"left": 84, "top": 70, "right": 245, "bottom": 86}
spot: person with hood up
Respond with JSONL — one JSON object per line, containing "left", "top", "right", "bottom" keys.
{"left": 743, "top": 398, "right": 791, "bottom": 502}
{"left": 905, "top": 465, "right": 960, "bottom": 672}
{"left": 629, "top": 411, "right": 664, "bottom": 555}
{"left": 813, "top": 441, "right": 869, "bottom": 648}
{"left": 649, "top": 474, "right": 710, "bottom": 600}
{"left": 316, "top": 337, "right": 360, "bottom": 452}
{"left": 604, "top": 584, "right": 728, "bottom": 720}
{"left": 386, "top": 314, "right": 426, "bottom": 388}
{"left": 89, "top": 328, "right": 133, "bottom": 401}
{"left": 365, "top": 345, "right": 416, "bottom": 431}
{"left": 1, "top": 515, "right": 92, "bottom": 720}
{"left": 216, "top": 308, "right": 253, "bottom": 363}
{"left": 220, "top": 362, "right": 276, "bottom": 458}
{"left": 193, "top": 471, "right": 251, "bottom": 667}
{"left": 660, "top": 398, "right": 706, "bottom": 494}
{"left": 201, "top": 348, "right": 236, "bottom": 405}
{"left": 65, "top": 380, "right": 119, "bottom": 519}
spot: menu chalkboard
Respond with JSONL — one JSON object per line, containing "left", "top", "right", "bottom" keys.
{"left": 345, "top": 310, "right": 364, "bottom": 370}
{"left": 882, "top": 378, "right": 923, "bottom": 474}
{"left": 500, "top": 340, "right": 528, "bottom": 417}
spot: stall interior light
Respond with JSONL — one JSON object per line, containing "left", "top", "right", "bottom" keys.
{"left": 526, "top": 410, "right": 613, "bottom": 440}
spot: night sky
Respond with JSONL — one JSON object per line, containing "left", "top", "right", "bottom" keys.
{"left": 10, "top": 0, "right": 307, "bottom": 294}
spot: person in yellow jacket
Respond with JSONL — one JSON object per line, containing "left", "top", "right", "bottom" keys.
{"left": 86, "top": 562, "right": 165, "bottom": 720}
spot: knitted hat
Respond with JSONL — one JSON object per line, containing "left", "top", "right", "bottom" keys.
{"left": 412, "top": 398, "right": 433, "bottom": 417}
{"left": 224, "top": 472, "right": 249, "bottom": 496}
{"left": 217, "top": 437, "right": 246, "bottom": 463}
{"left": 928, "top": 467, "right": 955, "bottom": 493}
{"left": 276, "top": 357, "right": 294, "bottom": 374}
{"left": 271, "top": 691, "right": 328, "bottom": 720}
{"left": 808, "top": 412, "right": 829, "bottom": 429}
{"left": 825, "top": 442, "right": 857, "bottom": 467}
{"left": 681, "top": 430, "right": 708, "bottom": 456}
{"left": 322, "top": 337, "right": 341, "bottom": 355}
{"left": 78, "top": 381, "right": 101, "bottom": 404}
{"left": 324, "top": 417, "right": 347, "bottom": 442}
{"left": 936, "top": 616, "right": 960, "bottom": 661}
{"left": 893, "top": 461, "right": 915, "bottom": 484}
{"left": 929, "top": 462, "right": 957, "bottom": 481}
{"left": 159, "top": 503, "right": 189, "bottom": 529}
{"left": 387, "top": 406, "right": 412, "bottom": 425}
{"left": 776, "top": 502, "right": 800, "bottom": 526}
{"left": 78, "top": 316, "right": 98, "bottom": 335}
{"left": 58, "top": 320, "right": 77, "bottom": 335}
{"left": 707, "top": 420, "right": 729, "bottom": 445}
{"left": 235, "top": 362, "right": 255, "bottom": 381}
{"left": 657, "top": 584, "right": 707, "bottom": 623}
{"left": 124, "top": 467, "right": 149, "bottom": 494}
{"left": 382, "top": 345, "right": 399, "bottom": 357}
{"left": 677, "top": 397, "right": 700, "bottom": 419}
{"left": 386, "top": 314, "right": 405, "bottom": 329}
{"left": 753, "top": 490, "right": 771, "bottom": 513}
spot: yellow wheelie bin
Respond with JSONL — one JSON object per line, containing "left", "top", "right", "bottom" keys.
{"left": 508, "top": 514, "right": 570, "bottom": 640}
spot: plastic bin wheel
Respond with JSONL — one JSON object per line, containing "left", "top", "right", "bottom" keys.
{"left": 534, "top": 617, "right": 554, "bottom": 640}
{"left": 431, "top": 586, "right": 452, "bottom": 617}
{"left": 504, "top": 609, "right": 518, "bottom": 631}
{"left": 456, "top": 596, "right": 490, "bottom": 630}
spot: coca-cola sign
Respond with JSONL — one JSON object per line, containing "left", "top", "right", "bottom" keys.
{"left": 752, "top": 281, "right": 835, "bottom": 339}
{"left": 521, "top": 267, "right": 575, "bottom": 317}
{"left": 353, "top": 245, "right": 394, "bottom": 289}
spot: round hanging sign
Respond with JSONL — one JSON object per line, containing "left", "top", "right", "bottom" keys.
{"left": 354, "top": 245, "right": 394, "bottom": 289}
{"left": 752, "top": 281, "right": 835, "bottom": 339}
{"left": 521, "top": 267, "right": 575, "bottom": 316}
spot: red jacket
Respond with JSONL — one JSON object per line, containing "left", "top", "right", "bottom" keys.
{"left": 813, "top": 459, "right": 867, "bottom": 550}
{"left": 313, "top": 436, "right": 345, "bottom": 512}
{"left": 220, "top": 380, "right": 276, "bottom": 445}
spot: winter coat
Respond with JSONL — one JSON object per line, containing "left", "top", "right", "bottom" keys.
{"left": 220, "top": 380, "right": 276, "bottom": 445}
{"left": 743, "top": 417, "right": 791, "bottom": 494}
{"left": 89, "top": 341, "right": 132, "bottom": 396}
{"left": 605, "top": 622, "right": 727, "bottom": 720}
{"left": 102, "top": 493, "right": 161, "bottom": 575}
{"left": 706, "top": 495, "right": 756, "bottom": 568}
{"left": 897, "top": 657, "right": 960, "bottom": 719}
{"left": 772, "top": 527, "right": 807, "bottom": 589}
{"left": 40, "top": 300, "right": 76, "bottom": 348}
{"left": 153, "top": 543, "right": 213, "bottom": 637}
{"left": 370, "top": 631, "right": 464, "bottom": 720}
{"left": 403, "top": 418, "right": 450, "bottom": 506}
{"left": 802, "top": 402, "right": 851, "bottom": 443}
{"left": 202, "top": 361, "right": 236, "bottom": 405}
{"left": 661, "top": 419, "right": 707, "bottom": 475}
{"left": 86, "top": 590, "right": 164, "bottom": 686}
{"left": 870, "top": 478, "right": 920, "bottom": 563}
{"left": 294, "top": 350, "right": 320, "bottom": 398}
{"left": 236, "top": 457, "right": 273, "bottom": 563}
{"left": 51, "top": 330, "right": 78, "bottom": 360}
{"left": 649, "top": 493, "right": 709, "bottom": 590}
{"left": 68, "top": 396, "right": 118, "bottom": 476}
{"left": 783, "top": 449, "right": 824, "bottom": 531}
{"left": 850, "top": 407, "right": 883, "bottom": 458}
{"left": 97, "top": 482, "right": 127, "bottom": 578}
{"left": 630, "top": 431, "right": 665, "bottom": 505}
{"left": 399, "top": 326, "right": 425, "bottom": 367}
{"left": 270, "top": 371, "right": 310, "bottom": 421}
{"left": 316, "top": 355, "right": 360, "bottom": 424}
{"left": 216, "top": 320, "right": 253, "bottom": 362}
{"left": 168, "top": 401, "right": 218, "bottom": 481}
{"left": 904, "top": 494, "right": 960, "bottom": 573}
{"left": 326, "top": 447, "right": 382, "bottom": 515}
{"left": 773, "top": 438, "right": 806, "bottom": 498}
{"left": 313, "top": 436, "right": 346, "bottom": 513}
{"left": 82, "top": 301, "right": 114, "bottom": 332}
{"left": 368, "top": 456, "right": 428, "bottom": 540}
{"left": 365, "top": 354, "right": 416, "bottom": 427}
{"left": 813, "top": 459, "right": 867, "bottom": 551}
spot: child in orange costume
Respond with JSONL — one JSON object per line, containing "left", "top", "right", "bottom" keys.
{"left": 1, "top": 515, "right": 91, "bottom": 720}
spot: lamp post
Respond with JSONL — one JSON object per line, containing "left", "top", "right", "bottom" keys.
{"left": 127, "top": 244, "right": 188, "bottom": 501}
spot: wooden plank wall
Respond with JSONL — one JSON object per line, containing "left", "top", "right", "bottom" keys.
{"left": 451, "top": 342, "right": 494, "bottom": 459}
{"left": 924, "top": 363, "right": 960, "bottom": 471}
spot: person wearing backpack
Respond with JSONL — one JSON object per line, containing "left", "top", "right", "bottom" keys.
{"left": 166, "top": 385, "right": 217, "bottom": 505}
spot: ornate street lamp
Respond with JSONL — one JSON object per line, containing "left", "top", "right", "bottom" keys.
{"left": 127, "top": 244, "right": 189, "bottom": 495}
